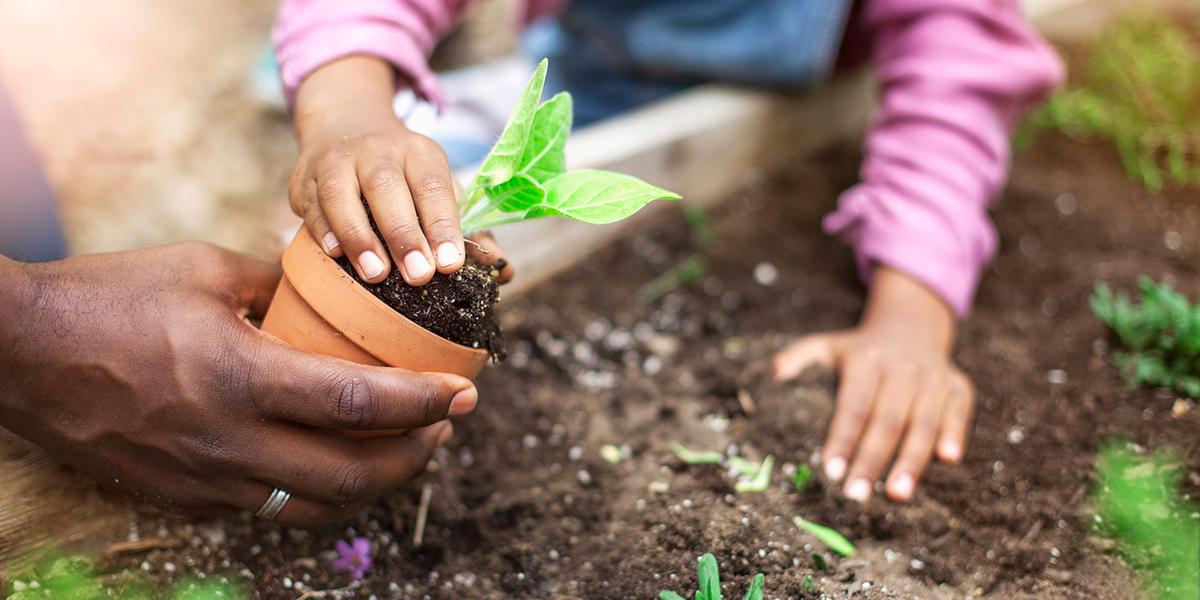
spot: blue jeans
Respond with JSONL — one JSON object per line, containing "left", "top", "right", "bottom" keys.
{"left": 535, "top": 0, "right": 853, "bottom": 126}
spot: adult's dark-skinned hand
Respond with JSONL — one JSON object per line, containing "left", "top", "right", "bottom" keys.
{"left": 0, "top": 242, "right": 477, "bottom": 525}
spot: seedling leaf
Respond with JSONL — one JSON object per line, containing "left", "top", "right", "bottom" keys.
{"left": 660, "top": 593, "right": 687, "bottom": 600}
{"left": 520, "top": 92, "right": 572, "bottom": 184}
{"left": 735, "top": 455, "right": 774, "bottom": 493}
{"left": 470, "top": 59, "right": 548, "bottom": 190}
{"left": 728, "top": 456, "right": 761, "bottom": 477}
{"left": 671, "top": 443, "right": 723, "bottom": 465}
{"left": 696, "top": 554, "right": 722, "bottom": 600}
{"left": 793, "top": 516, "right": 856, "bottom": 557}
{"left": 793, "top": 464, "right": 813, "bottom": 491}
{"left": 741, "top": 574, "right": 764, "bottom": 600}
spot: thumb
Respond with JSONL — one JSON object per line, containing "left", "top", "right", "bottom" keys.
{"left": 772, "top": 332, "right": 845, "bottom": 381}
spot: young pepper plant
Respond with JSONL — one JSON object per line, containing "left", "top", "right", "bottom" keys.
{"left": 458, "top": 59, "right": 680, "bottom": 233}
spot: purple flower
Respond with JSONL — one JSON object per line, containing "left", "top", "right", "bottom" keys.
{"left": 333, "top": 537, "right": 374, "bottom": 580}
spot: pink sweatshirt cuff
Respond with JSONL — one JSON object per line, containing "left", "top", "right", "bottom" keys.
{"left": 273, "top": 1, "right": 463, "bottom": 109}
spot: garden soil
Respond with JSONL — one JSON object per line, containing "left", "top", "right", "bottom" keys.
{"left": 103, "top": 133, "right": 1198, "bottom": 599}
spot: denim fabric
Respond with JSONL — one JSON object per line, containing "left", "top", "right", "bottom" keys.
{"left": 537, "top": 0, "right": 853, "bottom": 126}
{"left": 0, "top": 83, "right": 67, "bottom": 262}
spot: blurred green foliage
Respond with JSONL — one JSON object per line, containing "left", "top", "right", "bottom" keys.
{"left": 1091, "top": 278, "right": 1200, "bottom": 398}
{"left": 1024, "top": 13, "right": 1200, "bottom": 193}
{"left": 1093, "top": 442, "right": 1199, "bottom": 600}
{"left": 5, "top": 555, "right": 243, "bottom": 600}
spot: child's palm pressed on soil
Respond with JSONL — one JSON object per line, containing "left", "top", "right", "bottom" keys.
{"left": 773, "top": 267, "right": 974, "bottom": 503}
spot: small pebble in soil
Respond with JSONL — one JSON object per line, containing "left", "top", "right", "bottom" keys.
{"left": 643, "top": 356, "right": 663, "bottom": 375}
{"left": 522, "top": 434, "right": 539, "bottom": 449}
{"left": 576, "top": 470, "right": 593, "bottom": 485}
{"left": 568, "top": 445, "right": 583, "bottom": 461}
{"left": 753, "top": 261, "right": 779, "bottom": 286}
{"left": 1047, "top": 369, "right": 1068, "bottom": 384}
{"left": 1054, "top": 192, "right": 1078, "bottom": 216}
{"left": 1007, "top": 427, "right": 1025, "bottom": 444}
{"left": 1164, "top": 230, "right": 1183, "bottom": 251}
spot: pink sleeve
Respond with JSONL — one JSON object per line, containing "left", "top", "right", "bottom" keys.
{"left": 272, "top": 0, "right": 469, "bottom": 107}
{"left": 823, "top": 0, "right": 1063, "bottom": 317}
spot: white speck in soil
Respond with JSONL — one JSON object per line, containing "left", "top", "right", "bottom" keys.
{"left": 576, "top": 469, "right": 593, "bottom": 485}
{"left": 704, "top": 414, "right": 730, "bottom": 433}
{"left": 550, "top": 462, "right": 562, "bottom": 474}
{"left": 568, "top": 445, "right": 584, "bottom": 461}
{"left": 604, "top": 328, "right": 633, "bottom": 350}
{"left": 522, "top": 434, "right": 539, "bottom": 449}
{"left": 1050, "top": 547, "right": 1061, "bottom": 558}
{"left": 1047, "top": 369, "right": 1068, "bottom": 384}
{"left": 1054, "top": 192, "right": 1077, "bottom": 216}
{"left": 1007, "top": 427, "right": 1025, "bottom": 444}
{"left": 681, "top": 498, "right": 693, "bottom": 508}
{"left": 753, "top": 262, "right": 779, "bottom": 286}
{"left": 643, "top": 356, "right": 664, "bottom": 375}
{"left": 1165, "top": 230, "right": 1183, "bottom": 250}
{"left": 910, "top": 559, "right": 925, "bottom": 571}
{"left": 649, "top": 481, "right": 670, "bottom": 494}
{"left": 459, "top": 447, "right": 474, "bottom": 467}
{"left": 993, "top": 460, "right": 1005, "bottom": 473}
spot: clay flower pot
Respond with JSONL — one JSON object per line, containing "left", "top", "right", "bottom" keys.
{"left": 261, "top": 228, "right": 490, "bottom": 378}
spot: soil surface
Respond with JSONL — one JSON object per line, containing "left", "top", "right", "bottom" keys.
{"left": 95, "top": 132, "right": 1198, "bottom": 599}
{"left": 337, "top": 203, "right": 505, "bottom": 356}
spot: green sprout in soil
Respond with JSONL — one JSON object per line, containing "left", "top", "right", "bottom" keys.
{"left": 793, "top": 516, "right": 856, "bottom": 557}
{"left": 671, "top": 443, "right": 723, "bottom": 465}
{"left": 734, "top": 455, "right": 775, "bottom": 493}
{"left": 1090, "top": 278, "right": 1200, "bottom": 398}
{"left": 792, "top": 464, "right": 813, "bottom": 491}
{"left": 1093, "top": 441, "right": 1199, "bottom": 600}
{"left": 458, "top": 59, "right": 680, "bottom": 233}
{"left": 600, "top": 444, "right": 623, "bottom": 464}
{"left": 637, "top": 255, "right": 707, "bottom": 304}
{"left": 659, "top": 553, "right": 765, "bottom": 600}
{"left": 1023, "top": 14, "right": 1200, "bottom": 193}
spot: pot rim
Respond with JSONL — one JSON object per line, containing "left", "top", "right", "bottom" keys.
{"left": 280, "top": 228, "right": 491, "bottom": 365}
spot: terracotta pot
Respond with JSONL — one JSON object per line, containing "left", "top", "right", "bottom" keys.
{"left": 261, "top": 228, "right": 490, "bottom": 379}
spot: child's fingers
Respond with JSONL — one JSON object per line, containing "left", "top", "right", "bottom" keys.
{"left": 318, "top": 165, "right": 390, "bottom": 283}
{"left": 821, "top": 356, "right": 878, "bottom": 484}
{"left": 289, "top": 174, "right": 344, "bottom": 258}
{"left": 405, "top": 143, "right": 465, "bottom": 275}
{"left": 842, "top": 367, "right": 917, "bottom": 503}
{"left": 936, "top": 372, "right": 975, "bottom": 463}
{"left": 884, "top": 385, "right": 945, "bottom": 502}
{"left": 771, "top": 334, "right": 838, "bottom": 381}
{"left": 358, "top": 161, "right": 435, "bottom": 286}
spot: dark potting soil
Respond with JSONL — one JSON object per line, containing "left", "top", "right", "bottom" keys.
{"left": 334, "top": 205, "right": 505, "bottom": 358}
{"left": 104, "top": 132, "right": 1197, "bottom": 599}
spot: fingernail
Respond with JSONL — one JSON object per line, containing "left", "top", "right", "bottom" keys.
{"left": 845, "top": 478, "right": 871, "bottom": 503}
{"left": 448, "top": 387, "right": 478, "bottom": 417}
{"left": 824, "top": 456, "right": 847, "bottom": 482}
{"left": 940, "top": 441, "right": 962, "bottom": 462}
{"left": 358, "top": 251, "right": 385, "bottom": 279}
{"left": 436, "top": 242, "right": 461, "bottom": 268}
{"left": 436, "top": 423, "right": 454, "bottom": 447}
{"left": 322, "top": 232, "right": 340, "bottom": 253}
{"left": 890, "top": 473, "right": 914, "bottom": 500}
{"left": 404, "top": 251, "right": 432, "bottom": 280}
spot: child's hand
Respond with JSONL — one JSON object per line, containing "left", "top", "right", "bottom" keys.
{"left": 772, "top": 267, "right": 974, "bottom": 503}
{"left": 289, "top": 56, "right": 465, "bottom": 285}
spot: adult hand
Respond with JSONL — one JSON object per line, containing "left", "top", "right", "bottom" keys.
{"left": 772, "top": 267, "right": 975, "bottom": 503}
{"left": 0, "top": 242, "right": 477, "bottom": 524}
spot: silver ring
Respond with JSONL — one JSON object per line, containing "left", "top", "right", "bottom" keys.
{"left": 255, "top": 488, "right": 291, "bottom": 521}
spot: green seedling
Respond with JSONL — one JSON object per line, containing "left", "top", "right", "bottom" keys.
{"left": 671, "top": 443, "right": 723, "bottom": 465}
{"left": 1093, "top": 441, "right": 1199, "bottom": 600}
{"left": 1091, "top": 278, "right": 1200, "bottom": 398}
{"left": 600, "top": 444, "right": 623, "bottom": 464}
{"left": 683, "top": 205, "right": 718, "bottom": 245}
{"left": 637, "top": 255, "right": 707, "bottom": 304}
{"left": 659, "top": 553, "right": 765, "bottom": 600}
{"left": 1022, "top": 14, "right": 1200, "bottom": 192}
{"left": 792, "top": 464, "right": 813, "bottom": 491}
{"left": 802, "top": 575, "right": 815, "bottom": 593}
{"left": 458, "top": 59, "right": 680, "bottom": 233}
{"left": 727, "top": 456, "right": 761, "bottom": 477}
{"left": 734, "top": 455, "right": 774, "bottom": 493}
{"left": 6, "top": 554, "right": 243, "bottom": 600}
{"left": 810, "top": 552, "right": 828, "bottom": 572}
{"left": 793, "top": 516, "right": 856, "bottom": 557}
